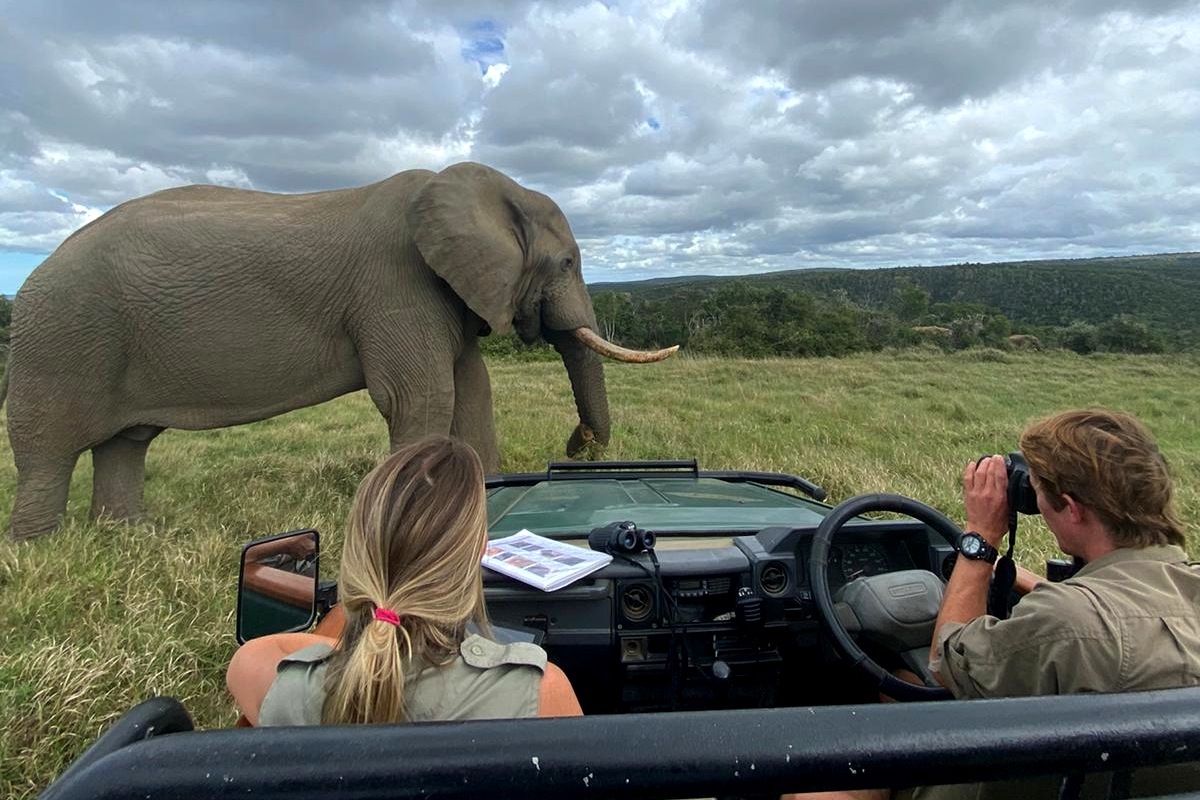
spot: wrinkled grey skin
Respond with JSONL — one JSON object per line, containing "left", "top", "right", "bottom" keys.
{"left": 3, "top": 162, "right": 612, "bottom": 540}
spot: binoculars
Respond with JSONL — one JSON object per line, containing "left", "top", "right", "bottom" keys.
{"left": 588, "top": 520, "right": 656, "bottom": 554}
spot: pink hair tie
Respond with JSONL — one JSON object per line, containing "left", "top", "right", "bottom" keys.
{"left": 372, "top": 607, "right": 403, "bottom": 627}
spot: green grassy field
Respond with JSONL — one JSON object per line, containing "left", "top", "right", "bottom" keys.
{"left": 2, "top": 349, "right": 1199, "bottom": 797}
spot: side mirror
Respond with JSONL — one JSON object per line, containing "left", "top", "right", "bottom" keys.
{"left": 237, "top": 529, "right": 319, "bottom": 644}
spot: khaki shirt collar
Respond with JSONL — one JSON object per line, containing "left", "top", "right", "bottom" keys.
{"left": 1073, "top": 544, "right": 1189, "bottom": 578}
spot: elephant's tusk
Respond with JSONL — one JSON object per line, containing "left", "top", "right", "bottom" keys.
{"left": 572, "top": 327, "right": 679, "bottom": 363}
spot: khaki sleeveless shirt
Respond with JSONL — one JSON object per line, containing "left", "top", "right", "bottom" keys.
{"left": 257, "top": 633, "right": 547, "bottom": 726}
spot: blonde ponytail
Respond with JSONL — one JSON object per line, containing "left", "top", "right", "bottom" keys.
{"left": 323, "top": 602, "right": 416, "bottom": 724}
{"left": 322, "top": 436, "right": 490, "bottom": 725}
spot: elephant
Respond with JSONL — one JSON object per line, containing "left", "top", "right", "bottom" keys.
{"left": 911, "top": 325, "right": 951, "bottom": 338}
{"left": 1008, "top": 334, "right": 1042, "bottom": 351}
{"left": 2, "top": 162, "right": 676, "bottom": 540}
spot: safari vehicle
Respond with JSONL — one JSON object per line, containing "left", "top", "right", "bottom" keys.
{"left": 40, "top": 461, "right": 1200, "bottom": 799}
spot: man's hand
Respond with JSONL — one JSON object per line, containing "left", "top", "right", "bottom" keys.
{"left": 931, "top": 456, "right": 1011, "bottom": 685}
{"left": 963, "top": 455, "right": 1009, "bottom": 547}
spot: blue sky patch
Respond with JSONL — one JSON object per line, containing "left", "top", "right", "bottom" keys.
{"left": 461, "top": 19, "right": 506, "bottom": 73}
{"left": 0, "top": 252, "right": 44, "bottom": 295}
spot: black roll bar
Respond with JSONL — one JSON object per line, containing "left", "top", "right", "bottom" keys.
{"left": 41, "top": 688, "right": 1200, "bottom": 800}
{"left": 547, "top": 459, "right": 699, "bottom": 474}
{"left": 486, "top": 462, "right": 827, "bottom": 501}
{"left": 42, "top": 697, "right": 193, "bottom": 800}
{"left": 705, "top": 469, "right": 827, "bottom": 501}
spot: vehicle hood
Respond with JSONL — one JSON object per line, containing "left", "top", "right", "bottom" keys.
{"left": 487, "top": 477, "right": 832, "bottom": 538}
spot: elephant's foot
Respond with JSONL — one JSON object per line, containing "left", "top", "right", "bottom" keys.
{"left": 88, "top": 499, "right": 145, "bottom": 525}
{"left": 10, "top": 515, "right": 64, "bottom": 542}
{"left": 89, "top": 475, "right": 146, "bottom": 524}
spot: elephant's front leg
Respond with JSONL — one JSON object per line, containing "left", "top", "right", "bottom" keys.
{"left": 361, "top": 345, "right": 457, "bottom": 456}
{"left": 449, "top": 341, "right": 500, "bottom": 473}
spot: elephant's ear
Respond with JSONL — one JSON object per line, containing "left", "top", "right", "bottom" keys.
{"left": 410, "top": 163, "right": 530, "bottom": 336}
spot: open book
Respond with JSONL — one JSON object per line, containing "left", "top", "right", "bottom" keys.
{"left": 482, "top": 529, "right": 613, "bottom": 592}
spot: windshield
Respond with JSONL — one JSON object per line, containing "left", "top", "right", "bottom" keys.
{"left": 486, "top": 476, "right": 831, "bottom": 539}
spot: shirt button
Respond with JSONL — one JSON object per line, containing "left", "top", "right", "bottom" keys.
{"left": 471, "top": 645, "right": 484, "bottom": 656}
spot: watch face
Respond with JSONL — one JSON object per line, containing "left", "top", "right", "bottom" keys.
{"left": 961, "top": 535, "right": 982, "bottom": 556}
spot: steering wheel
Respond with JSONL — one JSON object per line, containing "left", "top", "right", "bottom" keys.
{"left": 809, "top": 493, "right": 963, "bottom": 702}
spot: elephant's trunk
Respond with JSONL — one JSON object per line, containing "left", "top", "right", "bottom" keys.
{"left": 572, "top": 327, "right": 679, "bottom": 363}
{"left": 547, "top": 331, "right": 612, "bottom": 457}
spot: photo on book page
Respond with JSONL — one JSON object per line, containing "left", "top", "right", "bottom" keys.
{"left": 482, "top": 529, "right": 613, "bottom": 592}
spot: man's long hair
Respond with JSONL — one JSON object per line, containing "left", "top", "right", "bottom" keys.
{"left": 1020, "top": 408, "right": 1184, "bottom": 549}
{"left": 322, "top": 435, "right": 490, "bottom": 725}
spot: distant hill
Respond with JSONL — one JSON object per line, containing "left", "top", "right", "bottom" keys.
{"left": 591, "top": 253, "right": 1200, "bottom": 348}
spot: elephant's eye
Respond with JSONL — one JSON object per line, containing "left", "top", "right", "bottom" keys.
{"left": 560, "top": 256, "right": 574, "bottom": 271}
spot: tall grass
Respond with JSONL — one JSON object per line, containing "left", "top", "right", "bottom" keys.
{"left": 2, "top": 350, "right": 1199, "bottom": 797}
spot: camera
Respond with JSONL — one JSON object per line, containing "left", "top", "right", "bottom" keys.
{"left": 978, "top": 452, "right": 1040, "bottom": 515}
{"left": 587, "top": 520, "right": 656, "bottom": 554}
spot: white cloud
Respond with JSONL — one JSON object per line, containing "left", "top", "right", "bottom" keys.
{"left": 2, "top": 0, "right": 1198, "bottom": 290}
{"left": 482, "top": 63, "right": 510, "bottom": 88}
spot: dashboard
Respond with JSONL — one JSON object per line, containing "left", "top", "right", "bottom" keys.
{"left": 482, "top": 519, "right": 954, "bottom": 714}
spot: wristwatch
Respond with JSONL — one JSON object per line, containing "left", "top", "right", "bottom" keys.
{"left": 958, "top": 531, "right": 999, "bottom": 564}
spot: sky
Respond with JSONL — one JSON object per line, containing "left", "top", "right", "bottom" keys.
{"left": 1, "top": 0, "right": 1198, "bottom": 293}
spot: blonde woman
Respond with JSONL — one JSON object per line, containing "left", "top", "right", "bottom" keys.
{"left": 226, "top": 435, "right": 582, "bottom": 725}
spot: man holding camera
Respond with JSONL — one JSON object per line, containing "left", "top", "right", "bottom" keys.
{"left": 921, "top": 408, "right": 1200, "bottom": 797}
{"left": 787, "top": 409, "right": 1197, "bottom": 800}
{"left": 932, "top": 408, "right": 1197, "bottom": 699}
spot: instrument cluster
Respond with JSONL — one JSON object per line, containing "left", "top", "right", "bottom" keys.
{"left": 827, "top": 542, "right": 893, "bottom": 582}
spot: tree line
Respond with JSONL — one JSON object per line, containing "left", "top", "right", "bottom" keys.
{"left": 585, "top": 279, "right": 1170, "bottom": 357}
{"left": 482, "top": 264, "right": 1184, "bottom": 359}
{"left": 591, "top": 253, "right": 1200, "bottom": 352}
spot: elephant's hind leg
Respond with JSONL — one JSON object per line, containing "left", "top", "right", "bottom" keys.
{"left": 10, "top": 452, "right": 79, "bottom": 541}
{"left": 90, "top": 426, "right": 163, "bottom": 523}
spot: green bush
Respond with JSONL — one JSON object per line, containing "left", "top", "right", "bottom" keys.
{"left": 478, "top": 333, "right": 560, "bottom": 362}
{"left": 1057, "top": 321, "right": 1100, "bottom": 355}
{"left": 1097, "top": 315, "right": 1166, "bottom": 354}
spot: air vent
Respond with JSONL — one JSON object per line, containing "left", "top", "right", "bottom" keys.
{"left": 760, "top": 561, "right": 790, "bottom": 597}
{"left": 621, "top": 584, "right": 654, "bottom": 623}
{"left": 941, "top": 552, "right": 958, "bottom": 581}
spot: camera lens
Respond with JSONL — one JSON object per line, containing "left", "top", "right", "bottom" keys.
{"left": 641, "top": 529, "right": 656, "bottom": 550}
{"left": 1004, "top": 453, "right": 1040, "bottom": 516}
{"left": 974, "top": 453, "right": 1041, "bottom": 516}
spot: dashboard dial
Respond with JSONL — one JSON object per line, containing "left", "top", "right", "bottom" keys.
{"left": 832, "top": 543, "right": 891, "bottom": 582}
